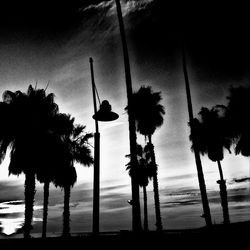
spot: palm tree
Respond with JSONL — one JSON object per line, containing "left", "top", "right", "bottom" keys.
{"left": 54, "top": 165, "right": 77, "bottom": 238}
{"left": 129, "top": 86, "right": 165, "bottom": 231}
{"left": 226, "top": 86, "right": 250, "bottom": 157}
{"left": 126, "top": 144, "right": 152, "bottom": 231}
{"left": 36, "top": 132, "right": 69, "bottom": 238}
{"left": 36, "top": 112, "right": 76, "bottom": 238}
{"left": 190, "top": 106, "right": 232, "bottom": 224}
{"left": 53, "top": 114, "right": 93, "bottom": 237}
{"left": 0, "top": 101, "right": 13, "bottom": 164}
{"left": 1, "top": 85, "right": 59, "bottom": 238}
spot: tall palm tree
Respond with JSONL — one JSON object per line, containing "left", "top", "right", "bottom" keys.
{"left": 126, "top": 144, "right": 152, "bottom": 231}
{"left": 53, "top": 114, "right": 93, "bottom": 237}
{"left": 1, "top": 85, "right": 59, "bottom": 238}
{"left": 190, "top": 106, "right": 232, "bottom": 224}
{"left": 129, "top": 86, "right": 165, "bottom": 231}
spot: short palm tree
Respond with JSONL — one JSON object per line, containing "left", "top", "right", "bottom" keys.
{"left": 126, "top": 144, "right": 152, "bottom": 231}
{"left": 1, "top": 85, "right": 59, "bottom": 238}
{"left": 129, "top": 86, "right": 165, "bottom": 231}
{"left": 190, "top": 106, "right": 231, "bottom": 224}
{"left": 53, "top": 114, "right": 93, "bottom": 237}
{"left": 36, "top": 132, "right": 69, "bottom": 238}
{"left": 226, "top": 86, "right": 250, "bottom": 157}
{"left": 36, "top": 112, "right": 76, "bottom": 238}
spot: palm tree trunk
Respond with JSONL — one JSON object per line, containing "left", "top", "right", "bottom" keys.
{"left": 217, "top": 160, "right": 230, "bottom": 224}
{"left": 115, "top": 0, "right": 142, "bottom": 232}
{"left": 24, "top": 171, "right": 36, "bottom": 238}
{"left": 62, "top": 184, "right": 71, "bottom": 237}
{"left": 42, "top": 181, "right": 50, "bottom": 238}
{"left": 182, "top": 45, "right": 212, "bottom": 227}
{"left": 143, "top": 185, "right": 149, "bottom": 231}
{"left": 148, "top": 135, "right": 163, "bottom": 231}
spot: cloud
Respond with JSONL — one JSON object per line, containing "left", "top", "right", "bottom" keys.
{"left": 230, "top": 177, "right": 250, "bottom": 184}
{"left": 81, "top": 0, "right": 154, "bottom": 17}
{"left": 163, "top": 173, "right": 196, "bottom": 182}
{"left": 82, "top": 0, "right": 113, "bottom": 13}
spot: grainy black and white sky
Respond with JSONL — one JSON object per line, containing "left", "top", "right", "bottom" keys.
{"left": 0, "top": 0, "right": 250, "bottom": 236}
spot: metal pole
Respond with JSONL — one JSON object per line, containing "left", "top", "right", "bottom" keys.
{"left": 181, "top": 46, "right": 212, "bottom": 227}
{"left": 115, "top": 0, "right": 142, "bottom": 232}
{"left": 90, "top": 57, "right": 100, "bottom": 234}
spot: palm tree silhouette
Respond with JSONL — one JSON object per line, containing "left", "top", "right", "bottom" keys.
{"left": 36, "top": 131, "right": 70, "bottom": 238}
{"left": 126, "top": 144, "right": 152, "bottom": 231}
{"left": 53, "top": 114, "right": 93, "bottom": 237}
{"left": 226, "top": 86, "right": 250, "bottom": 157}
{"left": 128, "top": 86, "right": 165, "bottom": 231}
{"left": 190, "top": 106, "right": 231, "bottom": 224}
{"left": 0, "top": 101, "right": 12, "bottom": 164}
{"left": 1, "top": 85, "right": 59, "bottom": 238}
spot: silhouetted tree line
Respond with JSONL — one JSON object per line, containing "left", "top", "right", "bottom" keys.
{"left": 190, "top": 85, "right": 250, "bottom": 225}
{"left": 125, "top": 86, "right": 165, "bottom": 231}
{"left": 0, "top": 85, "right": 93, "bottom": 238}
{"left": 126, "top": 85, "right": 250, "bottom": 231}
{"left": 0, "top": 83, "right": 249, "bottom": 238}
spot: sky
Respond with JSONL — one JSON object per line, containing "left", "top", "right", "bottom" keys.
{"left": 0, "top": 0, "right": 250, "bottom": 237}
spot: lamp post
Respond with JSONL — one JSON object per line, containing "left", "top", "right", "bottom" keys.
{"left": 114, "top": 0, "right": 142, "bottom": 232}
{"left": 89, "top": 57, "right": 119, "bottom": 235}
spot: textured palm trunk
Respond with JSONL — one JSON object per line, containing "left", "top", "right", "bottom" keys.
{"left": 143, "top": 185, "right": 149, "bottom": 231}
{"left": 115, "top": 0, "right": 142, "bottom": 232}
{"left": 24, "top": 171, "right": 36, "bottom": 238}
{"left": 182, "top": 46, "right": 212, "bottom": 227}
{"left": 42, "top": 181, "right": 50, "bottom": 238}
{"left": 62, "top": 184, "right": 71, "bottom": 237}
{"left": 148, "top": 135, "right": 163, "bottom": 231}
{"left": 217, "top": 160, "right": 230, "bottom": 224}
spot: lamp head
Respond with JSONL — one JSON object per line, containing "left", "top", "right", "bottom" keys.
{"left": 93, "top": 100, "right": 119, "bottom": 122}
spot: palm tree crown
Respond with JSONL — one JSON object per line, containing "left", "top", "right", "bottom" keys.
{"left": 190, "top": 106, "right": 232, "bottom": 162}
{"left": 130, "top": 86, "right": 165, "bottom": 137}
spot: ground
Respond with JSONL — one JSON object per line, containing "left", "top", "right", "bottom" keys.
{"left": 0, "top": 221, "right": 249, "bottom": 250}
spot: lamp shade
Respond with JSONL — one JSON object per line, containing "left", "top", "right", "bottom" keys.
{"left": 93, "top": 100, "right": 119, "bottom": 122}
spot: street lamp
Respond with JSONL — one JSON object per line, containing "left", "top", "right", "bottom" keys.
{"left": 89, "top": 57, "right": 119, "bottom": 235}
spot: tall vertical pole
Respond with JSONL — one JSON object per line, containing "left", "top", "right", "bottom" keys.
{"left": 115, "top": 0, "right": 142, "bottom": 232}
{"left": 90, "top": 57, "right": 100, "bottom": 234}
{"left": 182, "top": 46, "right": 212, "bottom": 227}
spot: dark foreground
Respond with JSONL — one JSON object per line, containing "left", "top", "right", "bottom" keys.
{"left": 0, "top": 221, "right": 249, "bottom": 250}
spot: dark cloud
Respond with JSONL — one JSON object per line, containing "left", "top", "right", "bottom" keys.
{"left": 1, "top": 0, "right": 250, "bottom": 82}
{"left": 231, "top": 177, "right": 250, "bottom": 184}
{"left": 2, "top": 201, "right": 24, "bottom": 205}
{"left": 163, "top": 173, "right": 196, "bottom": 182}
{"left": 0, "top": 1, "right": 83, "bottom": 33}
{"left": 162, "top": 199, "right": 200, "bottom": 208}
{"left": 0, "top": 182, "right": 23, "bottom": 203}
{"left": 162, "top": 186, "right": 250, "bottom": 210}
{"left": 128, "top": 0, "right": 250, "bottom": 81}
{"left": 0, "top": 212, "right": 22, "bottom": 219}
{"left": 164, "top": 188, "right": 200, "bottom": 197}
{"left": 100, "top": 184, "right": 129, "bottom": 192}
